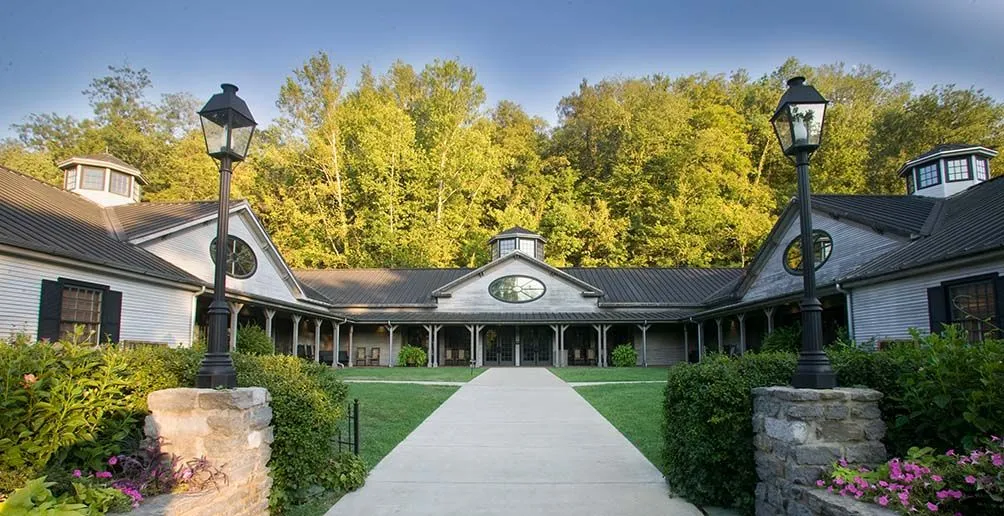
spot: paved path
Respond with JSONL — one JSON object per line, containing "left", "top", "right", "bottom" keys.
{"left": 326, "top": 368, "right": 700, "bottom": 516}
{"left": 567, "top": 380, "right": 667, "bottom": 387}
{"left": 341, "top": 379, "right": 467, "bottom": 386}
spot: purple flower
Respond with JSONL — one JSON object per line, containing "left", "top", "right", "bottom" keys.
{"left": 946, "top": 449, "right": 956, "bottom": 456}
{"left": 964, "top": 475, "right": 976, "bottom": 485}
{"left": 931, "top": 475, "right": 942, "bottom": 482}
{"left": 95, "top": 471, "right": 112, "bottom": 479}
{"left": 926, "top": 502, "right": 938, "bottom": 512}
{"left": 839, "top": 458, "right": 848, "bottom": 467}
{"left": 816, "top": 480, "right": 825, "bottom": 487}
{"left": 992, "top": 454, "right": 1003, "bottom": 467}
{"left": 878, "top": 495, "right": 889, "bottom": 507}
{"left": 107, "top": 456, "right": 118, "bottom": 466}
{"left": 72, "top": 470, "right": 82, "bottom": 478}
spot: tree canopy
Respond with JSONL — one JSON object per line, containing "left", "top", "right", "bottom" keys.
{"left": 4, "top": 56, "right": 1003, "bottom": 269}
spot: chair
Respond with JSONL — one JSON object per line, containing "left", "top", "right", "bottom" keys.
{"left": 573, "top": 348, "right": 583, "bottom": 365}
{"left": 355, "top": 347, "right": 366, "bottom": 367}
{"left": 587, "top": 348, "right": 596, "bottom": 365}
{"left": 369, "top": 347, "right": 381, "bottom": 366}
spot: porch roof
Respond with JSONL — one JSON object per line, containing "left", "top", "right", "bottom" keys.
{"left": 342, "top": 309, "right": 696, "bottom": 324}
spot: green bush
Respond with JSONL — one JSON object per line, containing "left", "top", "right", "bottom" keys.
{"left": 397, "top": 345, "right": 427, "bottom": 367}
{"left": 233, "top": 354, "right": 349, "bottom": 511}
{"left": 760, "top": 323, "right": 801, "bottom": 353}
{"left": 236, "top": 324, "right": 274, "bottom": 356}
{"left": 325, "top": 453, "right": 367, "bottom": 492}
{"left": 611, "top": 344, "right": 638, "bottom": 367}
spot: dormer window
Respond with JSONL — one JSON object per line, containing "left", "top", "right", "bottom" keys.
{"left": 81, "top": 166, "right": 106, "bottom": 190}
{"left": 975, "top": 158, "right": 989, "bottom": 181}
{"left": 945, "top": 158, "right": 971, "bottom": 182}
{"left": 917, "top": 162, "right": 941, "bottom": 189}
{"left": 64, "top": 168, "right": 77, "bottom": 190}
{"left": 906, "top": 174, "right": 916, "bottom": 194}
{"left": 110, "top": 171, "right": 131, "bottom": 196}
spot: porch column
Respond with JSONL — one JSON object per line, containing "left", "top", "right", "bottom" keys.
{"left": 515, "top": 329, "right": 521, "bottom": 368}
{"left": 637, "top": 323, "right": 651, "bottom": 367}
{"left": 291, "top": 314, "right": 302, "bottom": 358}
{"left": 386, "top": 324, "right": 398, "bottom": 367}
{"left": 737, "top": 313, "right": 746, "bottom": 355}
{"left": 228, "top": 302, "right": 244, "bottom": 352}
{"left": 696, "top": 320, "right": 704, "bottom": 361}
{"left": 559, "top": 325, "right": 569, "bottom": 367}
{"left": 348, "top": 325, "right": 355, "bottom": 367}
{"left": 264, "top": 309, "right": 276, "bottom": 345}
{"left": 433, "top": 325, "right": 442, "bottom": 367}
{"left": 715, "top": 318, "right": 724, "bottom": 353}
{"left": 424, "top": 325, "right": 434, "bottom": 367}
{"left": 467, "top": 325, "right": 475, "bottom": 366}
{"left": 313, "top": 318, "right": 322, "bottom": 363}
{"left": 332, "top": 321, "right": 341, "bottom": 367}
{"left": 475, "top": 324, "right": 485, "bottom": 367}
{"left": 550, "top": 325, "right": 559, "bottom": 367}
{"left": 602, "top": 324, "right": 612, "bottom": 367}
{"left": 765, "top": 306, "right": 775, "bottom": 334}
{"left": 684, "top": 323, "right": 690, "bottom": 363}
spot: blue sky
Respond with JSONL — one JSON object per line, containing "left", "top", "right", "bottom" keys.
{"left": 1, "top": 0, "right": 1002, "bottom": 138}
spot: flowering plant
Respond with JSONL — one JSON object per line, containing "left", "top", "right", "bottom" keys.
{"left": 816, "top": 437, "right": 1004, "bottom": 514}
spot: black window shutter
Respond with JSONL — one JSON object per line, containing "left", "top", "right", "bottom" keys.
{"left": 927, "top": 285, "right": 949, "bottom": 333}
{"left": 100, "top": 290, "right": 123, "bottom": 343}
{"left": 37, "top": 280, "right": 63, "bottom": 341}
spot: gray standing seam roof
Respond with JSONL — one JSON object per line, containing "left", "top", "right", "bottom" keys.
{"left": 111, "top": 201, "right": 223, "bottom": 240}
{"left": 812, "top": 194, "right": 938, "bottom": 236}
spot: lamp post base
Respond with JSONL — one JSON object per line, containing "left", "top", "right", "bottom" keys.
{"left": 196, "top": 352, "right": 237, "bottom": 389}
{"left": 791, "top": 350, "right": 836, "bottom": 389}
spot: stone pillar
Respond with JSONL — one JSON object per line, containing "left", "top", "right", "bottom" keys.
{"left": 142, "top": 388, "right": 273, "bottom": 516}
{"left": 752, "top": 387, "right": 887, "bottom": 516}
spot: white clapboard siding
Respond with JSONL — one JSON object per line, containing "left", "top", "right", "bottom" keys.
{"left": 142, "top": 210, "right": 301, "bottom": 304}
{"left": 744, "top": 213, "right": 902, "bottom": 302}
{"left": 0, "top": 253, "right": 195, "bottom": 346}
{"left": 436, "top": 259, "right": 599, "bottom": 312}
{"left": 852, "top": 260, "right": 1004, "bottom": 343}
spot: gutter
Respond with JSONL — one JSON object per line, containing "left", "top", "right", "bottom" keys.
{"left": 835, "top": 283, "right": 854, "bottom": 343}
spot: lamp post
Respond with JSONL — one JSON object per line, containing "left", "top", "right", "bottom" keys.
{"left": 771, "top": 76, "right": 836, "bottom": 389}
{"left": 195, "top": 84, "right": 257, "bottom": 389}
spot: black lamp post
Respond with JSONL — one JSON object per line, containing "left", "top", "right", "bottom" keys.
{"left": 771, "top": 76, "right": 837, "bottom": 389}
{"left": 195, "top": 84, "right": 257, "bottom": 389}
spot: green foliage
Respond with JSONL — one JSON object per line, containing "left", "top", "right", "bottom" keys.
{"left": 663, "top": 352, "right": 796, "bottom": 512}
{"left": 67, "top": 480, "right": 132, "bottom": 515}
{"left": 236, "top": 324, "right": 274, "bottom": 356}
{"left": 232, "top": 354, "right": 349, "bottom": 511}
{"left": 760, "top": 323, "right": 801, "bottom": 353}
{"left": 396, "top": 345, "right": 427, "bottom": 367}
{"left": 610, "top": 344, "right": 638, "bottom": 367}
{"left": 326, "top": 453, "right": 367, "bottom": 492}
{"left": 0, "top": 477, "right": 87, "bottom": 515}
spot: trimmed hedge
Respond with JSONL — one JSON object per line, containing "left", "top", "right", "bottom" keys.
{"left": 236, "top": 324, "right": 275, "bottom": 356}
{"left": 663, "top": 329, "right": 1004, "bottom": 514}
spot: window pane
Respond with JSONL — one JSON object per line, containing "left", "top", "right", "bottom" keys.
{"left": 945, "top": 159, "right": 970, "bottom": 181}
{"left": 518, "top": 238, "right": 535, "bottom": 256}
{"left": 81, "top": 167, "right": 105, "bottom": 190}
{"left": 917, "top": 163, "right": 940, "bottom": 188}
{"left": 975, "top": 159, "right": 989, "bottom": 181}
{"left": 948, "top": 280, "right": 997, "bottom": 342}
{"left": 907, "top": 174, "right": 915, "bottom": 194}
{"left": 60, "top": 285, "right": 103, "bottom": 343}
{"left": 65, "top": 169, "right": 78, "bottom": 190}
{"left": 497, "top": 238, "right": 515, "bottom": 256}
{"left": 110, "top": 171, "right": 131, "bottom": 195}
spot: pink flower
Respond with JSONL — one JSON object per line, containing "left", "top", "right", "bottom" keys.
{"left": 72, "top": 470, "right": 81, "bottom": 478}
{"left": 21, "top": 374, "right": 36, "bottom": 388}
{"left": 992, "top": 454, "right": 1003, "bottom": 467}
{"left": 878, "top": 495, "right": 889, "bottom": 506}
{"left": 107, "top": 456, "right": 118, "bottom": 466}
{"left": 816, "top": 480, "right": 825, "bottom": 487}
{"left": 946, "top": 449, "right": 956, "bottom": 456}
{"left": 931, "top": 475, "right": 942, "bottom": 482}
{"left": 839, "top": 458, "right": 848, "bottom": 467}
{"left": 899, "top": 492, "right": 910, "bottom": 503}
{"left": 964, "top": 475, "right": 976, "bottom": 485}
{"left": 937, "top": 490, "right": 950, "bottom": 500}
{"left": 927, "top": 502, "right": 938, "bottom": 512}
{"left": 992, "top": 435, "right": 1000, "bottom": 442}
{"left": 835, "top": 478, "right": 845, "bottom": 486}
{"left": 95, "top": 471, "right": 112, "bottom": 479}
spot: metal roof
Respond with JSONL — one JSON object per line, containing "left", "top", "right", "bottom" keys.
{"left": 56, "top": 153, "right": 145, "bottom": 179}
{"left": 0, "top": 166, "right": 202, "bottom": 285}
{"left": 488, "top": 225, "right": 546, "bottom": 243}
{"left": 565, "top": 267, "right": 742, "bottom": 305}
{"left": 897, "top": 144, "right": 998, "bottom": 177}
{"left": 295, "top": 268, "right": 471, "bottom": 306}
{"left": 111, "top": 201, "right": 222, "bottom": 240}
{"left": 343, "top": 309, "right": 697, "bottom": 324}
{"left": 812, "top": 194, "right": 938, "bottom": 237}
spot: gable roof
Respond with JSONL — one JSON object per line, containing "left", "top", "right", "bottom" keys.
{"left": 489, "top": 225, "right": 546, "bottom": 243}
{"left": 0, "top": 165, "right": 201, "bottom": 285}
{"left": 111, "top": 201, "right": 223, "bottom": 240}
{"left": 565, "top": 267, "right": 742, "bottom": 305}
{"left": 431, "top": 252, "right": 604, "bottom": 297}
{"left": 295, "top": 268, "right": 470, "bottom": 307}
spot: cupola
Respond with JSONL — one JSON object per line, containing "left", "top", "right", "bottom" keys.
{"left": 489, "top": 226, "right": 546, "bottom": 261}
{"left": 899, "top": 144, "right": 997, "bottom": 199}
{"left": 57, "top": 154, "right": 145, "bottom": 207}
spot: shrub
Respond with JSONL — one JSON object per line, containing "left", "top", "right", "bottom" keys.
{"left": 325, "top": 453, "right": 367, "bottom": 492}
{"left": 233, "top": 354, "right": 348, "bottom": 511}
{"left": 397, "top": 345, "right": 427, "bottom": 367}
{"left": 236, "top": 324, "right": 274, "bottom": 356}
{"left": 663, "top": 352, "right": 796, "bottom": 512}
{"left": 611, "top": 344, "right": 638, "bottom": 367}
{"left": 761, "top": 323, "right": 801, "bottom": 353}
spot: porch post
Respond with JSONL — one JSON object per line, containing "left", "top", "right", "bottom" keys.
{"left": 433, "top": 325, "right": 442, "bottom": 367}
{"left": 550, "top": 325, "right": 559, "bottom": 367}
{"left": 475, "top": 324, "right": 485, "bottom": 367}
{"left": 602, "top": 324, "right": 612, "bottom": 367}
{"left": 386, "top": 324, "right": 398, "bottom": 367}
{"left": 348, "top": 325, "right": 355, "bottom": 367}
{"left": 765, "top": 306, "right": 776, "bottom": 334}
{"left": 559, "top": 325, "right": 569, "bottom": 367}
{"left": 684, "top": 323, "right": 690, "bottom": 363}
{"left": 228, "top": 302, "right": 244, "bottom": 352}
{"left": 313, "top": 318, "right": 322, "bottom": 363}
{"left": 264, "top": 309, "right": 276, "bottom": 345}
{"left": 467, "top": 325, "right": 475, "bottom": 366}
{"left": 696, "top": 320, "right": 704, "bottom": 361}
{"left": 424, "top": 324, "right": 433, "bottom": 367}
{"left": 333, "top": 321, "right": 341, "bottom": 367}
{"left": 515, "top": 328, "right": 521, "bottom": 368}
{"left": 716, "top": 318, "right": 724, "bottom": 353}
{"left": 637, "top": 323, "right": 650, "bottom": 367}
{"left": 737, "top": 313, "right": 746, "bottom": 355}
{"left": 291, "top": 314, "right": 301, "bottom": 358}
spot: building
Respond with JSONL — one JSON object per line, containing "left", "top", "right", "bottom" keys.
{"left": 1, "top": 145, "right": 1001, "bottom": 367}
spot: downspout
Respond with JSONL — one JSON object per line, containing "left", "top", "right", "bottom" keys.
{"left": 190, "top": 286, "right": 206, "bottom": 348}
{"left": 835, "top": 283, "right": 854, "bottom": 344}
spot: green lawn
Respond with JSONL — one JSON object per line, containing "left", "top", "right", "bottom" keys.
{"left": 548, "top": 366, "right": 670, "bottom": 383}
{"left": 288, "top": 382, "right": 459, "bottom": 516}
{"left": 333, "top": 366, "right": 486, "bottom": 382}
{"left": 575, "top": 382, "right": 666, "bottom": 473}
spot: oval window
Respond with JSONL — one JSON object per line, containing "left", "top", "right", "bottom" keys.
{"left": 783, "top": 230, "right": 833, "bottom": 275}
{"left": 210, "top": 235, "right": 258, "bottom": 279}
{"left": 488, "top": 275, "right": 546, "bottom": 303}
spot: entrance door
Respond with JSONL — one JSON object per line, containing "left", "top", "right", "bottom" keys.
{"left": 484, "top": 327, "right": 515, "bottom": 366}
{"left": 519, "top": 326, "right": 552, "bottom": 366}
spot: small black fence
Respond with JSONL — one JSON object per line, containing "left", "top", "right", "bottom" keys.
{"left": 337, "top": 398, "right": 360, "bottom": 456}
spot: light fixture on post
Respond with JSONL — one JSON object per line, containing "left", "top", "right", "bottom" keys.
{"left": 771, "top": 76, "right": 836, "bottom": 389}
{"left": 195, "top": 83, "right": 257, "bottom": 389}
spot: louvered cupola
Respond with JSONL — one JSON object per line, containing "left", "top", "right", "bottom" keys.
{"left": 900, "top": 144, "right": 997, "bottom": 198}
{"left": 57, "top": 153, "right": 145, "bottom": 207}
{"left": 489, "top": 226, "right": 546, "bottom": 261}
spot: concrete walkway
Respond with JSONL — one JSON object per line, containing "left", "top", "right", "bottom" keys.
{"left": 341, "top": 379, "right": 467, "bottom": 386}
{"left": 567, "top": 380, "right": 667, "bottom": 387}
{"left": 326, "top": 368, "right": 700, "bottom": 516}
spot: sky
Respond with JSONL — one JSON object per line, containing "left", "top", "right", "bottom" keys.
{"left": 1, "top": 0, "right": 1003, "bottom": 138}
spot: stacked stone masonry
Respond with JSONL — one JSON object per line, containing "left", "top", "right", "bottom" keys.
{"left": 132, "top": 388, "right": 274, "bottom": 516}
{"left": 752, "top": 386, "right": 895, "bottom": 516}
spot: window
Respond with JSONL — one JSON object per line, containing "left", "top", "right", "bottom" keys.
{"left": 497, "top": 238, "right": 515, "bottom": 256}
{"left": 59, "top": 285, "right": 102, "bottom": 344}
{"left": 945, "top": 158, "right": 971, "bottom": 182}
{"left": 488, "top": 275, "right": 546, "bottom": 303}
{"left": 517, "top": 238, "right": 535, "bottom": 256}
{"left": 109, "top": 171, "right": 131, "bottom": 196}
{"left": 916, "top": 163, "right": 941, "bottom": 189}
{"left": 947, "top": 278, "right": 998, "bottom": 342}
{"left": 975, "top": 158, "right": 989, "bottom": 181}
{"left": 65, "top": 169, "right": 78, "bottom": 190}
{"left": 906, "top": 173, "right": 916, "bottom": 194}
{"left": 209, "top": 235, "right": 258, "bottom": 279}
{"left": 81, "top": 166, "right": 106, "bottom": 190}
{"left": 782, "top": 230, "right": 833, "bottom": 275}
{"left": 535, "top": 240, "right": 545, "bottom": 260}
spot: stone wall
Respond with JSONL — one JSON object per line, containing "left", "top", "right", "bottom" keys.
{"left": 752, "top": 386, "right": 893, "bottom": 516}
{"left": 134, "top": 388, "right": 273, "bottom": 516}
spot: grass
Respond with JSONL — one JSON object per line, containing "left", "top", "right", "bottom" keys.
{"left": 575, "top": 382, "right": 666, "bottom": 473}
{"left": 333, "top": 366, "right": 487, "bottom": 382}
{"left": 548, "top": 366, "right": 670, "bottom": 383}
{"left": 287, "top": 382, "right": 460, "bottom": 516}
